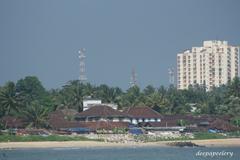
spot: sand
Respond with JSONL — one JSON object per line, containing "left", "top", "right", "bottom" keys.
{"left": 0, "top": 138, "right": 240, "bottom": 149}
{"left": 0, "top": 141, "right": 156, "bottom": 149}
{"left": 191, "top": 138, "right": 240, "bottom": 147}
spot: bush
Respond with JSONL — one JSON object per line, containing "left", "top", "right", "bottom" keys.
{"left": 0, "top": 134, "right": 103, "bottom": 142}
{"left": 112, "top": 128, "right": 127, "bottom": 134}
{"left": 194, "top": 132, "right": 226, "bottom": 140}
{"left": 230, "top": 117, "right": 240, "bottom": 127}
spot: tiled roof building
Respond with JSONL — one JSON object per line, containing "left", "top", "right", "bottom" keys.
{"left": 48, "top": 109, "right": 129, "bottom": 131}
{"left": 75, "top": 105, "right": 130, "bottom": 122}
{"left": 123, "top": 106, "right": 162, "bottom": 124}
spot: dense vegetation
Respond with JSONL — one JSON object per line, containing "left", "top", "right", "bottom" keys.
{"left": 0, "top": 76, "right": 240, "bottom": 128}
{"left": 0, "top": 134, "right": 102, "bottom": 142}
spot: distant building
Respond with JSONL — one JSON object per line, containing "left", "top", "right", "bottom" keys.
{"left": 83, "top": 99, "right": 118, "bottom": 111}
{"left": 83, "top": 99, "right": 102, "bottom": 111}
{"left": 75, "top": 105, "right": 131, "bottom": 123}
{"left": 177, "top": 40, "right": 239, "bottom": 91}
{"left": 123, "top": 106, "right": 162, "bottom": 125}
{"left": 48, "top": 107, "right": 239, "bottom": 133}
{"left": 0, "top": 116, "right": 27, "bottom": 129}
{"left": 48, "top": 109, "right": 129, "bottom": 131}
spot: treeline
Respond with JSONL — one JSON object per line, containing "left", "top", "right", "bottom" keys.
{"left": 0, "top": 76, "right": 240, "bottom": 128}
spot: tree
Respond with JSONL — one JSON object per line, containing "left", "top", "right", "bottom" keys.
{"left": 94, "top": 84, "right": 112, "bottom": 103}
{"left": 21, "top": 101, "right": 50, "bottom": 128}
{"left": 228, "top": 77, "right": 240, "bottom": 97}
{"left": 124, "top": 86, "right": 143, "bottom": 107}
{"left": 145, "top": 91, "right": 169, "bottom": 113}
{"left": 59, "top": 80, "right": 93, "bottom": 112}
{"left": 225, "top": 96, "right": 240, "bottom": 116}
{"left": 16, "top": 76, "right": 47, "bottom": 105}
{"left": 231, "top": 117, "right": 240, "bottom": 127}
{"left": 165, "top": 85, "right": 187, "bottom": 114}
{"left": 1, "top": 74, "right": 240, "bottom": 128}
{"left": 48, "top": 89, "right": 65, "bottom": 110}
{"left": 143, "top": 85, "right": 155, "bottom": 96}
{"left": 0, "top": 82, "right": 19, "bottom": 116}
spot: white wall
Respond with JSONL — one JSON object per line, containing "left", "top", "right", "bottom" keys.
{"left": 83, "top": 99, "right": 102, "bottom": 111}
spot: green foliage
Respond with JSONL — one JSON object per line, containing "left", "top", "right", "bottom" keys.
{"left": 124, "top": 86, "right": 142, "bottom": 107}
{"left": 21, "top": 101, "right": 50, "bottom": 128}
{"left": 0, "top": 81, "right": 20, "bottom": 116}
{"left": 193, "top": 132, "right": 227, "bottom": 140}
{"left": 62, "top": 80, "right": 84, "bottom": 112}
{"left": 0, "top": 134, "right": 102, "bottom": 142}
{"left": 16, "top": 76, "right": 47, "bottom": 103}
{"left": 1, "top": 76, "right": 240, "bottom": 130}
{"left": 94, "top": 84, "right": 123, "bottom": 106}
{"left": 112, "top": 128, "right": 127, "bottom": 134}
{"left": 230, "top": 117, "right": 240, "bottom": 127}
{"left": 228, "top": 77, "right": 240, "bottom": 97}
{"left": 227, "top": 131, "right": 240, "bottom": 137}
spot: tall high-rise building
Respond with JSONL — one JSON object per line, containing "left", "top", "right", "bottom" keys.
{"left": 177, "top": 40, "right": 239, "bottom": 91}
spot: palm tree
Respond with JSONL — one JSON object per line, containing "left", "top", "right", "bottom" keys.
{"left": 50, "top": 89, "right": 71, "bottom": 110}
{"left": 143, "top": 85, "right": 155, "bottom": 96}
{"left": 71, "top": 83, "right": 84, "bottom": 112}
{"left": 61, "top": 80, "right": 87, "bottom": 112}
{"left": 0, "top": 82, "right": 19, "bottom": 116}
{"left": 125, "top": 86, "right": 142, "bottom": 107}
{"left": 22, "top": 101, "right": 50, "bottom": 128}
{"left": 145, "top": 92, "right": 169, "bottom": 113}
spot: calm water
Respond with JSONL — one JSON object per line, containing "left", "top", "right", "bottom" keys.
{"left": 0, "top": 147, "right": 239, "bottom": 160}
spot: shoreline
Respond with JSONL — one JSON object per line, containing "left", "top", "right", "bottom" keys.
{"left": 0, "top": 138, "right": 240, "bottom": 149}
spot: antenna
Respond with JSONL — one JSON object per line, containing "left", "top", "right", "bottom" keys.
{"left": 168, "top": 67, "right": 175, "bottom": 85}
{"left": 130, "top": 67, "right": 137, "bottom": 87}
{"left": 78, "top": 48, "right": 87, "bottom": 83}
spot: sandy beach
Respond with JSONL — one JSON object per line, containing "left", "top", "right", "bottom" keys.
{"left": 0, "top": 138, "right": 240, "bottom": 149}
{"left": 191, "top": 138, "right": 240, "bottom": 147}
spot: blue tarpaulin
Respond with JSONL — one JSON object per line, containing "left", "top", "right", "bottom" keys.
{"left": 208, "top": 129, "right": 219, "bottom": 133}
{"left": 129, "top": 128, "right": 143, "bottom": 135}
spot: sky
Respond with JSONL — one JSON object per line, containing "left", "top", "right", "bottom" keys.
{"left": 0, "top": 0, "right": 240, "bottom": 90}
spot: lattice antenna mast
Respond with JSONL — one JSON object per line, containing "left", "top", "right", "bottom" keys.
{"left": 130, "top": 68, "right": 137, "bottom": 87}
{"left": 78, "top": 48, "right": 87, "bottom": 83}
{"left": 168, "top": 67, "right": 175, "bottom": 85}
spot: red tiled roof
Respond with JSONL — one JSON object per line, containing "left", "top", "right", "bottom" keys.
{"left": 60, "top": 109, "right": 78, "bottom": 116}
{"left": 209, "top": 118, "right": 239, "bottom": 132}
{"left": 159, "top": 114, "right": 213, "bottom": 127}
{"left": 0, "top": 116, "right": 27, "bottom": 128}
{"left": 123, "top": 106, "right": 162, "bottom": 119}
{"left": 159, "top": 114, "right": 194, "bottom": 127}
{"left": 48, "top": 109, "right": 129, "bottom": 130}
{"left": 50, "top": 120, "right": 128, "bottom": 130}
{"left": 76, "top": 105, "right": 128, "bottom": 118}
{"left": 159, "top": 114, "right": 234, "bottom": 128}
{"left": 48, "top": 110, "right": 80, "bottom": 129}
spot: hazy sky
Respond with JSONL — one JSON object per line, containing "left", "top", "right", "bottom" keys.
{"left": 0, "top": 0, "right": 240, "bottom": 90}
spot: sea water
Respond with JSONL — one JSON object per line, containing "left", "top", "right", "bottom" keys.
{"left": 0, "top": 147, "right": 239, "bottom": 160}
